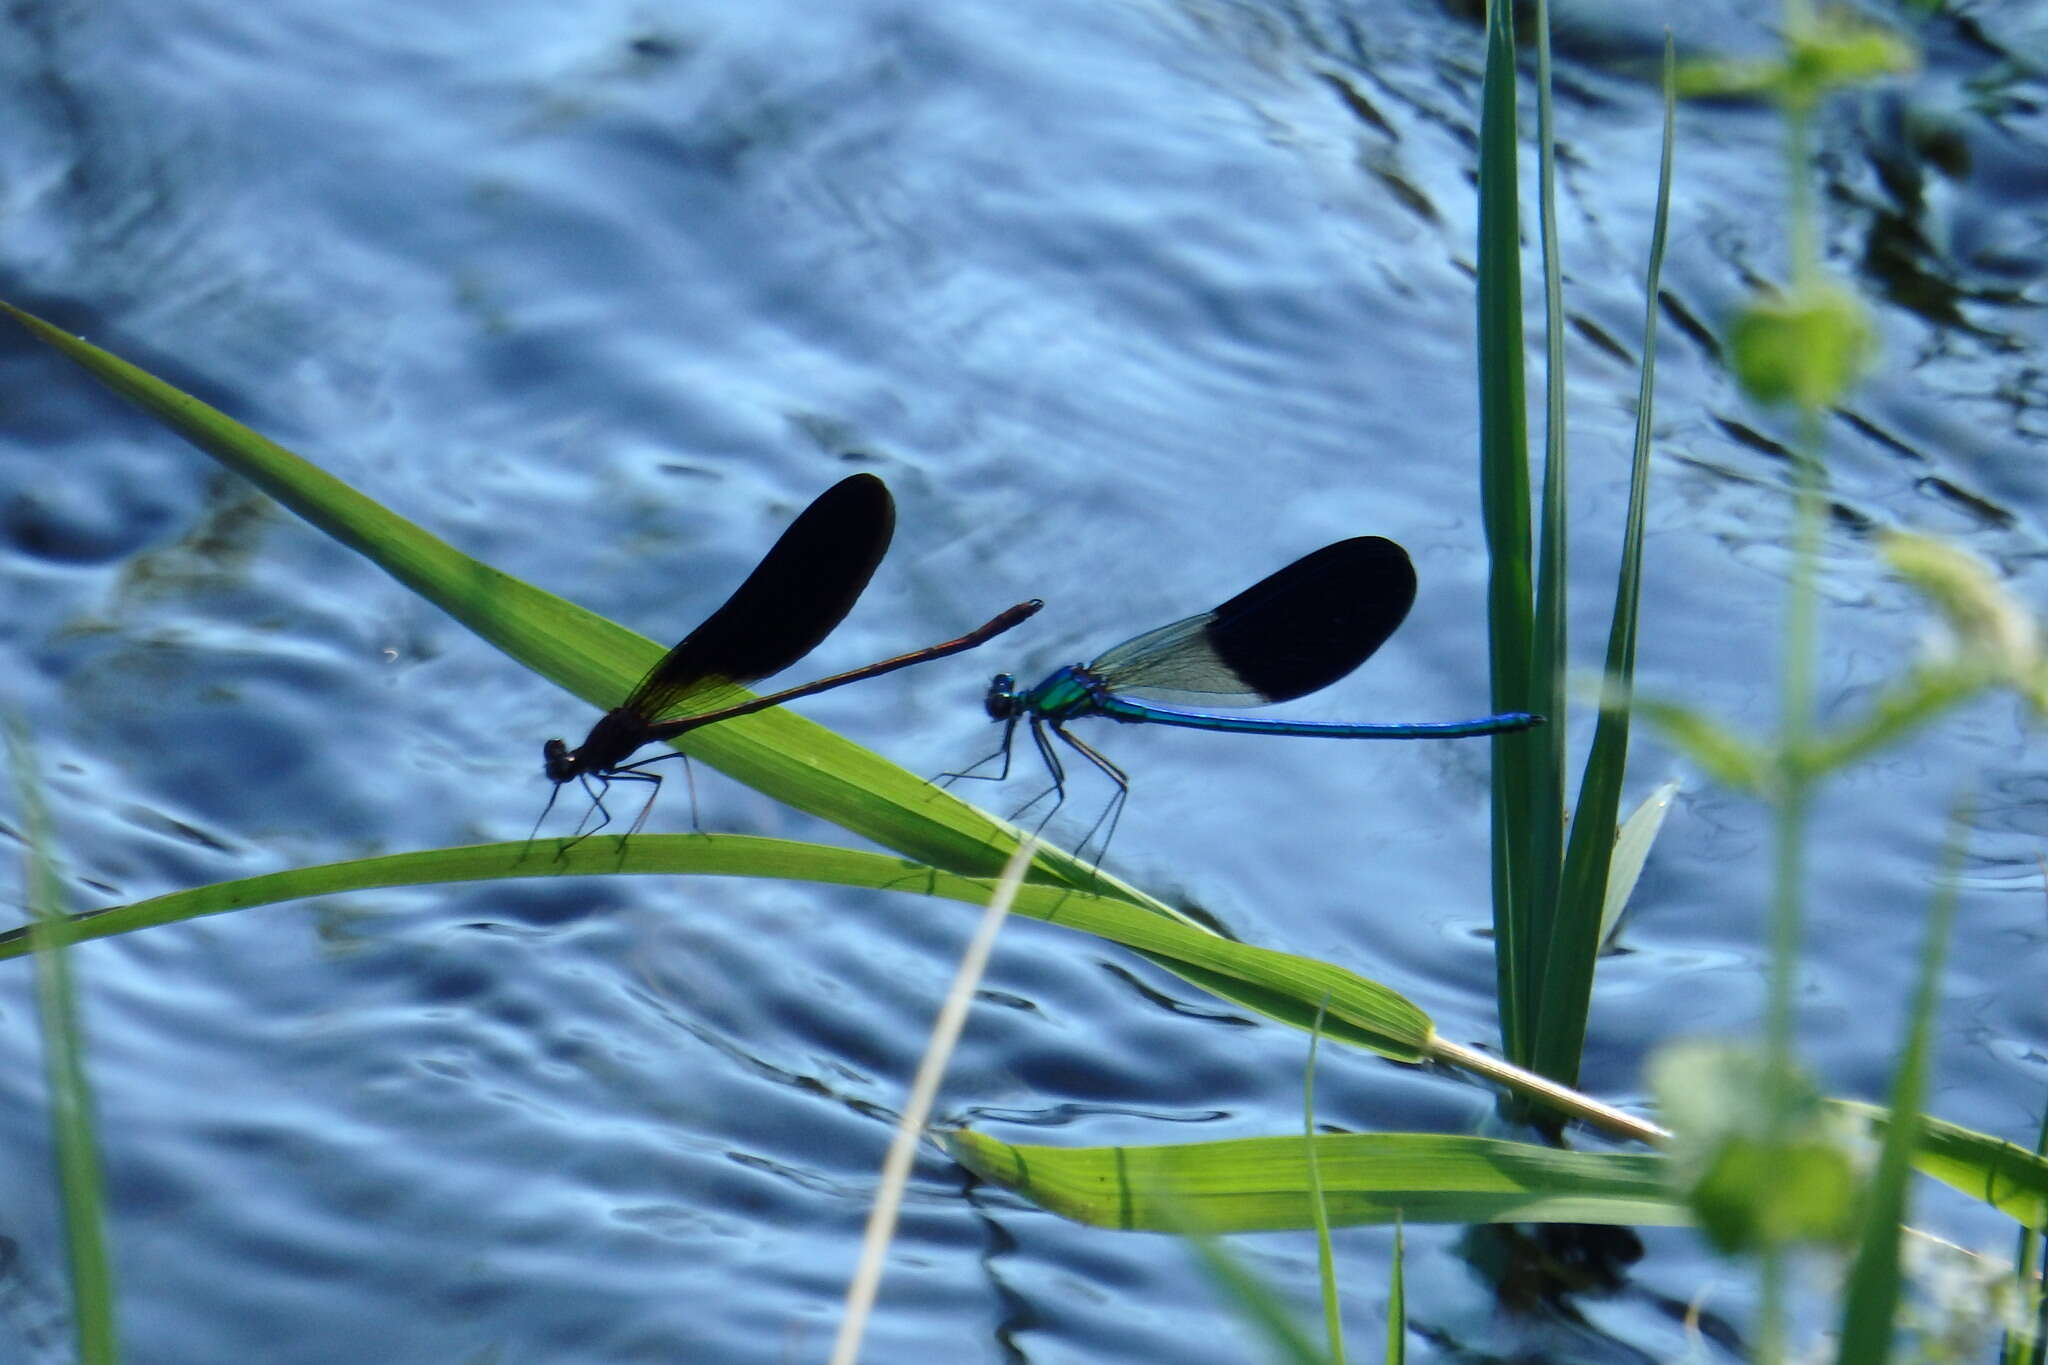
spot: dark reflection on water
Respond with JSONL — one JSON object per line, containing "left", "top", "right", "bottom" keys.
{"left": 2, "top": 0, "right": 2045, "bottom": 1359}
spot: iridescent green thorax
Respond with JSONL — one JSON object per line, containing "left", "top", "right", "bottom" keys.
{"left": 1021, "top": 665, "right": 1107, "bottom": 722}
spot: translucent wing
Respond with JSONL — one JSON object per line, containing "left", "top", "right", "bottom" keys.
{"left": 1086, "top": 612, "right": 1264, "bottom": 705}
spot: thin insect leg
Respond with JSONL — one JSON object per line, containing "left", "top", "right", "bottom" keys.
{"left": 561, "top": 770, "right": 661, "bottom": 855}
{"left": 524, "top": 781, "right": 566, "bottom": 857}
{"left": 617, "top": 747, "right": 702, "bottom": 832}
{"left": 1054, "top": 726, "right": 1130, "bottom": 872}
{"left": 1011, "top": 716, "right": 1071, "bottom": 835}
{"left": 935, "top": 717, "right": 1019, "bottom": 788}
{"left": 680, "top": 755, "right": 703, "bottom": 834}
{"left": 577, "top": 775, "right": 614, "bottom": 837}
{"left": 927, "top": 719, "right": 1024, "bottom": 862}
{"left": 620, "top": 770, "right": 664, "bottom": 840}
{"left": 552, "top": 773, "right": 616, "bottom": 860}
{"left": 607, "top": 748, "right": 694, "bottom": 838}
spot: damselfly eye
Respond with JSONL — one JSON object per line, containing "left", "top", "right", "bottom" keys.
{"left": 984, "top": 674, "right": 1018, "bottom": 721}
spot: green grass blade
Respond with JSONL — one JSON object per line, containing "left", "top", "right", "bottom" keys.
{"left": 0, "top": 837, "right": 1438, "bottom": 1061}
{"left": 1532, "top": 37, "right": 1677, "bottom": 1086}
{"left": 944, "top": 1130, "right": 1683, "bottom": 1232}
{"left": 1386, "top": 1218, "right": 1405, "bottom": 1365}
{"left": 1476, "top": 0, "right": 1541, "bottom": 1068}
{"left": 1597, "top": 780, "right": 1679, "bottom": 948}
{"left": 2004, "top": 1105, "right": 2048, "bottom": 1365}
{"left": 1183, "top": 1237, "right": 1330, "bottom": 1365}
{"left": 1303, "top": 1000, "right": 1343, "bottom": 1364}
{"left": 1523, "top": 0, "right": 1569, "bottom": 1057}
{"left": 8, "top": 721, "right": 119, "bottom": 1364}
{"left": 1834, "top": 805, "right": 1965, "bottom": 1363}
{"left": 0, "top": 300, "right": 1093, "bottom": 887}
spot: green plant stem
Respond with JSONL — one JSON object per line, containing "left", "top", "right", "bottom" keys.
{"left": 1756, "top": 19, "right": 1830, "bottom": 1350}
{"left": 9, "top": 722, "right": 118, "bottom": 1364}
{"left": 1429, "top": 1039, "right": 1669, "bottom": 1145}
{"left": 1785, "top": 106, "right": 1818, "bottom": 291}
{"left": 1767, "top": 427, "right": 1824, "bottom": 1062}
{"left": 1758, "top": 381, "right": 1828, "bottom": 1365}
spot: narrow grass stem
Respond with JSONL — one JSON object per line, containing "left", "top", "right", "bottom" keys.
{"left": 1757, "top": 405, "right": 1828, "bottom": 1365}
{"left": 8, "top": 720, "right": 118, "bottom": 1365}
{"left": 1429, "top": 1038, "right": 1670, "bottom": 1146}
{"left": 831, "top": 839, "right": 1034, "bottom": 1365}
{"left": 1767, "top": 417, "right": 1824, "bottom": 1090}
{"left": 1758, "top": 23, "right": 1830, "bottom": 1343}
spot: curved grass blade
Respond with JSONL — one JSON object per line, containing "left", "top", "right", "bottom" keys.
{"left": 0, "top": 300, "right": 1094, "bottom": 888}
{"left": 0, "top": 837, "right": 1693, "bottom": 1140}
{"left": 0, "top": 837, "right": 1437, "bottom": 1062}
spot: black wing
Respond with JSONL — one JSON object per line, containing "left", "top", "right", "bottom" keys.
{"left": 621, "top": 472, "right": 896, "bottom": 721}
{"left": 1199, "top": 536, "right": 1416, "bottom": 704}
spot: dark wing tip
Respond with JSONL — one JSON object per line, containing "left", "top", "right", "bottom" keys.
{"left": 827, "top": 468, "right": 892, "bottom": 507}
{"left": 1205, "top": 535, "right": 1418, "bottom": 703}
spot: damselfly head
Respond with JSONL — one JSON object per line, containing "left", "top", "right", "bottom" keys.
{"left": 983, "top": 674, "right": 1020, "bottom": 722}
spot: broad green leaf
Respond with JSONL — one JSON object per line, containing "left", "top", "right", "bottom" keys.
{"left": 1688, "top": 1133, "right": 1859, "bottom": 1254}
{"left": 946, "top": 1130, "right": 1683, "bottom": 1232}
{"left": 1782, "top": 14, "right": 1917, "bottom": 102}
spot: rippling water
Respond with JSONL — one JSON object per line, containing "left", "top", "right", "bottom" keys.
{"left": 3, "top": 0, "right": 2046, "bottom": 1359}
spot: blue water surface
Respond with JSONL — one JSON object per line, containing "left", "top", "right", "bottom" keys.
{"left": 4, "top": 0, "right": 2047, "bottom": 1360}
